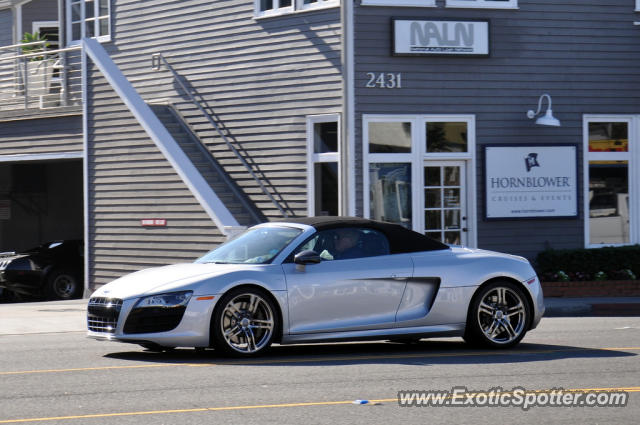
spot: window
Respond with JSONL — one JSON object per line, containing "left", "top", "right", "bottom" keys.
{"left": 584, "top": 117, "right": 636, "bottom": 247}
{"left": 293, "top": 227, "right": 390, "bottom": 261}
{"left": 361, "top": 0, "right": 436, "bottom": 7}
{"left": 33, "top": 22, "right": 60, "bottom": 50}
{"left": 67, "top": 0, "right": 111, "bottom": 44}
{"left": 446, "top": 0, "right": 518, "bottom": 9}
{"left": 363, "top": 115, "right": 476, "bottom": 246}
{"left": 307, "top": 115, "right": 340, "bottom": 216}
{"left": 255, "top": 0, "right": 338, "bottom": 17}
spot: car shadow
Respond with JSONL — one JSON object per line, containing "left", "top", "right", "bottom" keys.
{"left": 103, "top": 339, "right": 637, "bottom": 367}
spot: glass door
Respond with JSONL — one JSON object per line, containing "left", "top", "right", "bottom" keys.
{"left": 423, "top": 161, "right": 467, "bottom": 245}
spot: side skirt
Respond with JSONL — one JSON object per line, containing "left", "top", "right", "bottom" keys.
{"left": 280, "top": 323, "right": 465, "bottom": 344}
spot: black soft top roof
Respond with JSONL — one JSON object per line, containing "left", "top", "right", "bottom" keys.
{"left": 277, "top": 216, "right": 449, "bottom": 254}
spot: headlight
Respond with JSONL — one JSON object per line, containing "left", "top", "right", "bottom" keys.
{"left": 135, "top": 291, "right": 192, "bottom": 309}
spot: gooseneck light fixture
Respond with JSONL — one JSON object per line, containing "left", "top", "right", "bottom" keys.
{"left": 527, "top": 93, "right": 561, "bottom": 127}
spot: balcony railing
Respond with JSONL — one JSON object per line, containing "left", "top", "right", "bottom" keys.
{"left": 0, "top": 41, "right": 82, "bottom": 114}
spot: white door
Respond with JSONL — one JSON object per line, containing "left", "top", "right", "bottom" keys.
{"left": 423, "top": 161, "right": 468, "bottom": 245}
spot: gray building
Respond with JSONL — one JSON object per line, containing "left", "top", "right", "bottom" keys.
{"left": 0, "top": 0, "right": 638, "bottom": 295}
{"left": 0, "top": 0, "right": 83, "bottom": 254}
{"left": 350, "top": 0, "right": 640, "bottom": 260}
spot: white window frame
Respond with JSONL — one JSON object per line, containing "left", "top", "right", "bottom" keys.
{"left": 66, "top": 0, "right": 111, "bottom": 46}
{"left": 446, "top": 0, "right": 518, "bottom": 9}
{"left": 32, "top": 21, "right": 59, "bottom": 49}
{"left": 307, "top": 114, "right": 341, "bottom": 217}
{"left": 583, "top": 115, "right": 639, "bottom": 248}
{"left": 362, "top": 114, "right": 477, "bottom": 247}
{"left": 299, "top": 0, "right": 337, "bottom": 12}
{"left": 637, "top": 0, "right": 640, "bottom": 12}
{"left": 361, "top": 0, "right": 436, "bottom": 7}
{"left": 255, "top": 0, "right": 338, "bottom": 18}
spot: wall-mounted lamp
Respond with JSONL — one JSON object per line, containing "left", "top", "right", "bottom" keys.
{"left": 526, "top": 93, "right": 561, "bottom": 127}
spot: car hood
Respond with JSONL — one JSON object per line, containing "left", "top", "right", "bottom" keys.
{"left": 90, "top": 263, "right": 245, "bottom": 300}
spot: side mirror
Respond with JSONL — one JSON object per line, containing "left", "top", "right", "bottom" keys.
{"left": 294, "top": 250, "right": 322, "bottom": 265}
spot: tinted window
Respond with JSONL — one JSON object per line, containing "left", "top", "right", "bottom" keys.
{"left": 293, "top": 227, "right": 390, "bottom": 261}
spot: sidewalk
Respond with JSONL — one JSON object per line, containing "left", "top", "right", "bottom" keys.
{"left": 0, "top": 299, "right": 87, "bottom": 335}
{"left": 1, "top": 296, "right": 639, "bottom": 336}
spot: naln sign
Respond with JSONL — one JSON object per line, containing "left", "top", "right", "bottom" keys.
{"left": 394, "top": 20, "right": 489, "bottom": 56}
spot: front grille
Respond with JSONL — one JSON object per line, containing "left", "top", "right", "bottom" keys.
{"left": 87, "top": 297, "right": 123, "bottom": 333}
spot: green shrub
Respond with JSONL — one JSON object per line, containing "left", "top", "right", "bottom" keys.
{"left": 20, "top": 31, "right": 50, "bottom": 60}
{"left": 536, "top": 245, "right": 640, "bottom": 282}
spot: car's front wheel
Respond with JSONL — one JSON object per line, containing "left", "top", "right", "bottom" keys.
{"left": 464, "top": 281, "right": 531, "bottom": 348}
{"left": 211, "top": 287, "right": 278, "bottom": 357}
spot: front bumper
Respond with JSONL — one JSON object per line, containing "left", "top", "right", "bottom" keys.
{"left": 87, "top": 295, "right": 219, "bottom": 348}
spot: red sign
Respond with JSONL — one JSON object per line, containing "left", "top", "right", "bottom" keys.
{"left": 141, "top": 219, "right": 167, "bottom": 227}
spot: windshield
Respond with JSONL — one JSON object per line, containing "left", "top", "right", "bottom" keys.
{"left": 196, "top": 226, "right": 303, "bottom": 264}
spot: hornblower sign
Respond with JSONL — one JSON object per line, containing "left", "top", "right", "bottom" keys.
{"left": 393, "top": 19, "right": 490, "bottom": 56}
{"left": 485, "top": 145, "right": 578, "bottom": 219}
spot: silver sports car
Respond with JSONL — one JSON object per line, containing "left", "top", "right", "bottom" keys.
{"left": 87, "top": 217, "right": 544, "bottom": 356}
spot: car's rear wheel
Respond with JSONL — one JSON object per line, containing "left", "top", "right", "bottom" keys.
{"left": 46, "top": 269, "right": 81, "bottom": 300}
{"left": 464, "top": 281, "right": 530, "bottom": 348}
{"left": 211, "top": 287, "right": 278, "bottom": 357}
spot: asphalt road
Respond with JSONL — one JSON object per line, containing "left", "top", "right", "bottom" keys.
{"left": 0, "top": 317, "right": 638, "bottom": 425}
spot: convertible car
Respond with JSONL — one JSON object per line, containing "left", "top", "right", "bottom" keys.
{"left": 87, "top": 217, "right": 544, "bottom": 356}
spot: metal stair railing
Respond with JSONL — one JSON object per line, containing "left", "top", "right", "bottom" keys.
{"left": 151, "top": 53, "right": 288, "bottom": 218}
{"left": 152, "top": 103, "right": 264, "bottom": 225}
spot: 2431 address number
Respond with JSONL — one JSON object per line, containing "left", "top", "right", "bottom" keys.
{"left": 365, "top": 72, "right": 402, "bottom": 89}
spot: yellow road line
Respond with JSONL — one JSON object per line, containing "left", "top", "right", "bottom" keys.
{"left": 0, "top": 387, "right": 638, "bottom": 424}
{"left": 0, "top": 364, "right": 179, "bottom": 375}
{"left": 1, "top": 346, "right": 638, "bottom": 376}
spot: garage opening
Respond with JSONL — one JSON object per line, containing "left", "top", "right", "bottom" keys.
{"left": 0, "top": 159, "right": 83, "bottom": 301}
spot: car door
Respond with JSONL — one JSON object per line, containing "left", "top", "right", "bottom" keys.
{"left": 282, "top": 227, "right": 413, "bottom": 334}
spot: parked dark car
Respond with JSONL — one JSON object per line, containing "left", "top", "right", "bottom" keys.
{"left": 0, "top": 240, "right": 83, "bottom": 301}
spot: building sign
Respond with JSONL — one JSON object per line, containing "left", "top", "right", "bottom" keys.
{"left": 485, "top": 145, "right": 578, "bottom": 219}
{"left": 394, "top": 19, "right": 489, "bottom": 56}
{"left": 141, "top": 219, "right": 167, "bottom": 227}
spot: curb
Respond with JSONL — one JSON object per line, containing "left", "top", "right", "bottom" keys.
{"left": 543, "top": 297, "right": 640, "bottom": 317}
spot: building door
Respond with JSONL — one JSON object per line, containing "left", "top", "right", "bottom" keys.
{"left": 423, "top": 161, "right": 468, "bottom": 245}
{"left": 363, "top": 114, "right": 477, "bottom": 247}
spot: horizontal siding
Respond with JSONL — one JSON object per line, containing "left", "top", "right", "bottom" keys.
{"left": 354, "top": 0, "right": 640, "bottom": 259}
{"left": 0, "top": 8, "right": 12, "bottom": 46}
{"left": 0, "top": 115, "right": 82, "bottom": 156}
{"left": 103, "top": 0, "right": 342, "bottom": 219}
{"left": 86, "top": 1, "right": 342, "bottom": 287}
{"left": 21, "top": 0, "right": 58, "bottom": 33}
{"left": 88, "top": 67, "right": 226, "bottom": 288}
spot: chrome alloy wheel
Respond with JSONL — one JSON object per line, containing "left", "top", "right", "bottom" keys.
{"left": 220, "top": 292, "right": 275, "bottom": 354}
{"left": 476, "top": 286, "right": 527, "bottom": 345}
